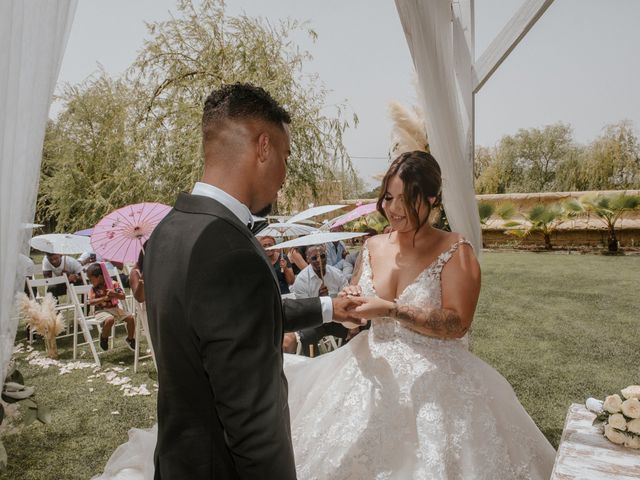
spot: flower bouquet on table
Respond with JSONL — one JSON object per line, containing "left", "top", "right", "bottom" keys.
{"left": 587, "top": 385, "right": 640, "bottom": 449}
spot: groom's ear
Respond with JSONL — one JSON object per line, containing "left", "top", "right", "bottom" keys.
{"left": 256, "top": 132, "right": 271, "bottom": 164}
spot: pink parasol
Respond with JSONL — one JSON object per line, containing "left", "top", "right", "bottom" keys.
{"left": 91, "top": 202, "right": 171, "bottom": 264}
{"left": 328, "top": 202, "right": 378, "bottom": 229}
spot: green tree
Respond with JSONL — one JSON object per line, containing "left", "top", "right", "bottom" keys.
{"left": 506, "top": 203, "right": 573, "bottom": 250}
{"left": 475, "top": 140, "right": 522, "bottom": 194}
{"left": 37, "top": 0, "right": 359, "bottom": 232}
{"left": 579, "top": 193, "right": 640, "bottom": 252}
{"left": 478, "top": 202, "right": 515, "bottom": 227}
{"left": 129, "top": 0, "right": 358, "bottom": 208}
{"left": 476, "top": 121, "right": 640, "bottom": 194}
{"left": 37, "top": 74, "right": 151, "bottom": 231}
{"left": 581, "top": 121, "right": 640, "bottom": 190}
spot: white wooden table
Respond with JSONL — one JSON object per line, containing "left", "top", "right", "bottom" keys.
{"left": 551, "top": 403, "right": 640, "bottom": 479}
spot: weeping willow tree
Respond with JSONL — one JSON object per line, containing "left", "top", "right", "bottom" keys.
{"left": 38, "top": 0, "right": 359, "bottom": 232}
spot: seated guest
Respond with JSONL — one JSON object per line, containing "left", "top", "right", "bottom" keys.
{"left": 78, "top": 252, "right": 130, "bottom": 288}
{"left": 42, "top": 253, "right": 83, "bottom": 298}
{"left": 77, "top": 251, "right": 103, "bottom": 266}
{"left": 333, "top": 256, "right": 354, "bottom": 282}
{"left": 287, "top": 245, "right": 349, "bottom": 356}
{"left": 129, "top": 246, "right": 146, "bottom": 304}
{"left": 325, "top": 236, "right": 347, "bottom": 267}
{"left": 291, "top": 245, "right": 346, "bottom": 298}
{"left": 345, "top": 228, "right": 378, "bottom": 269}
{"left": 87, "top": 263, "right": 135, "bottom": 352}
{"left": 258, "top": 236, "right": 295, "bottom": 294}
{"left": 287, "top": 246, "right": 308, "bottom": 275}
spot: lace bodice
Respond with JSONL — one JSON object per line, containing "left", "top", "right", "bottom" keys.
{"left": 359, "top": 238, "right": 473, "bottom": 348}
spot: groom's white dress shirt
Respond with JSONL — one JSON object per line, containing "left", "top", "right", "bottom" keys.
{"left": 191, "top": 182, "right": 334, "bottom": 323}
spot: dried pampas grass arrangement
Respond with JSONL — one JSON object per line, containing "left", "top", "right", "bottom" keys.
{"left": 388, "top": 100, "right": 429, "bottom": 157}
{"left": 16, "top": 293, "right": 65, "bottom": 359}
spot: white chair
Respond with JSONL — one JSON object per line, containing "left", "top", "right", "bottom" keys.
{"left": 25, "top": 263, "right": 44, "bottom": 280}
{"left": 68, "top": 284, "right": 102, "bottom": 366}
{"left": 132, "top": 300, "right": 157, "bottom": 373}
{"left": 317, "top": 335, "right": 340, "bottom": 354}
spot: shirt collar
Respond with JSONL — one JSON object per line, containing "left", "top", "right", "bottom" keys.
{"left": 191, "top": 182, "right": 253, "bottom": 228}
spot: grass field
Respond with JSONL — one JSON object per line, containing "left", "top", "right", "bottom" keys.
{"left": 1, "top": 251, "right": 638, "bottom": 479}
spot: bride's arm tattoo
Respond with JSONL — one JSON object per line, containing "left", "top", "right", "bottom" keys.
{"left": 390, "top": 303, "right": 468, "bottom": 338}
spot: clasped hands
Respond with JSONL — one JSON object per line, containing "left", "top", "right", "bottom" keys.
{"left": 331, "top": 285, "right": 396, "bottom": 327}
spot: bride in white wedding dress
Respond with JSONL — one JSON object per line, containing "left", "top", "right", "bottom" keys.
{"left": 95, "top": 151, "right": 555, "bottom": 480}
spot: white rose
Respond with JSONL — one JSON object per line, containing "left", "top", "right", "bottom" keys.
{"left": 609, "top": 413, "right": 627, "bottom": 431}
{"left": 624, "top": 434, "right": 640, "bottom": 449}
{"left": 604, "top": 394, "right": 623, "bottom": 413}
{"left": 621, "top": 385, "right": 640, "bottom": 400}
{"left": 627, "top": 418, "right": 640, "bottom": 435}
{"left": 604, "top": 423, "right": 628, "bottom": 445}
{"left": 621, "top": 398, "right": 640, "bottom": 419}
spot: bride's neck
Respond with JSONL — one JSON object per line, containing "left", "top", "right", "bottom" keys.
{"left": 394, "top": 224, "right": 437, "bottom": 249}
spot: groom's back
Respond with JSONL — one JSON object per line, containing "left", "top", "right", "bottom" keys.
{"left": 144, "top": 196, "right": 246, "bottom": 479}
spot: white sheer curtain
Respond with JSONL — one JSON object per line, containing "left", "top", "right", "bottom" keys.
{"left": 394, "top": 0, "right": 482, "bottom": 253}
{"left": 0, "top": 0, "right": 77, "bottom": 384}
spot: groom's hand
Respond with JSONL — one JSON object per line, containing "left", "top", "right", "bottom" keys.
{"left": 331, "top": 296, "right": 366, "bottom": 327}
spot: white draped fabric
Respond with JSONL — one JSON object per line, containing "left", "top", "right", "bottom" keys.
{"left": 0, "top": 0, "right": 77, "bottom": 384}
{"left": 394, "top": 0, "right": 482, "bottom": 253}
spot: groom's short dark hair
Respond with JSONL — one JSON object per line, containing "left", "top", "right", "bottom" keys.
{"left": 202, "top": 83, "right": 291, "bottom": 143}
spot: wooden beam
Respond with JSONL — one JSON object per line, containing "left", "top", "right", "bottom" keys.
{"left": 473, "top": 0, "right": 554, "bottom": 94}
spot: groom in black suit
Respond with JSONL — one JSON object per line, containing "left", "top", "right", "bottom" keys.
{"left": 144, "top": 83, "right": 361, "bottom": 479}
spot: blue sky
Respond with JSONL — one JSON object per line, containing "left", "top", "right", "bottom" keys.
{"left": 56, "top": 0, "right": 640, "bottom": 188}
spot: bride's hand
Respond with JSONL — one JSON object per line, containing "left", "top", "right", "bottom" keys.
{"left": 338, "top": 285, "right": 362, "bottom": 298}
{"left": 348, "top": 295, "right": 395, "bottom": 319}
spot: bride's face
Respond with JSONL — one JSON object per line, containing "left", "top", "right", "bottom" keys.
{"left": 382, "top": 175, "right": 428, "bottom": 233}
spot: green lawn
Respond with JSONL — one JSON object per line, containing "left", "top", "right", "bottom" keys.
{"left": 1, "top": 252, "right": 638, "bottom": 479}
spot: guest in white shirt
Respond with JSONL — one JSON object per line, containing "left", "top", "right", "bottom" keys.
{"left": 291, "top": 245, "right": 347, "bottom": 298}
{"left": 287, "top": 245, "right": 350, "bottom": 356}
{"left": 78, "top": 251, "right": 104, "bottom": 266}
{"left": 42, "top": 253, "right": 83, "bottom": 298}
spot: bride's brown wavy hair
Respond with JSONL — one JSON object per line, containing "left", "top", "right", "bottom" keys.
{"left": 376, "top": 151, "right": 442, "bottom": 233}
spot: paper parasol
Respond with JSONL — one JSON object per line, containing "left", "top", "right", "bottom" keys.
{"left": 91, "top": 202, "right": 170, "bottom": 264}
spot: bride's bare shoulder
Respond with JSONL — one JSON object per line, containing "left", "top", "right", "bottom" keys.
{"left": 364, "top": 232, "right": 388, "bottom": 254}
{"left": 440, "top": 231, "right": 479, "bottom": 272}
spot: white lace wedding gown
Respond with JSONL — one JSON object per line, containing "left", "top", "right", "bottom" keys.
{"left": 95, "top": 240, "right": 555, "bottom": 480}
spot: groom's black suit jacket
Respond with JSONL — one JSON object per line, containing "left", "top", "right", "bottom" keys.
{"left": 145, "top": 192, "right": 323, "bottom": 479}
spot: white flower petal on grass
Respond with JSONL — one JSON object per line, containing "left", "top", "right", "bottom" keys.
{"left": 123, "top": 384, "right": 152, "bottom": 397}
{"left": 109, "top": 376, "right": 131, "bottom": 386}
{"left": 111, "top": 411, "right": 120, "bottom": 415}
{"left": 89, "top": 388, "right": 94, "bottom": 393}
{"left": 621, "top": 398, "right": 640, "bottom": 419}
{"left": 621, "top": 386, "right": 640, "bottom": 400}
